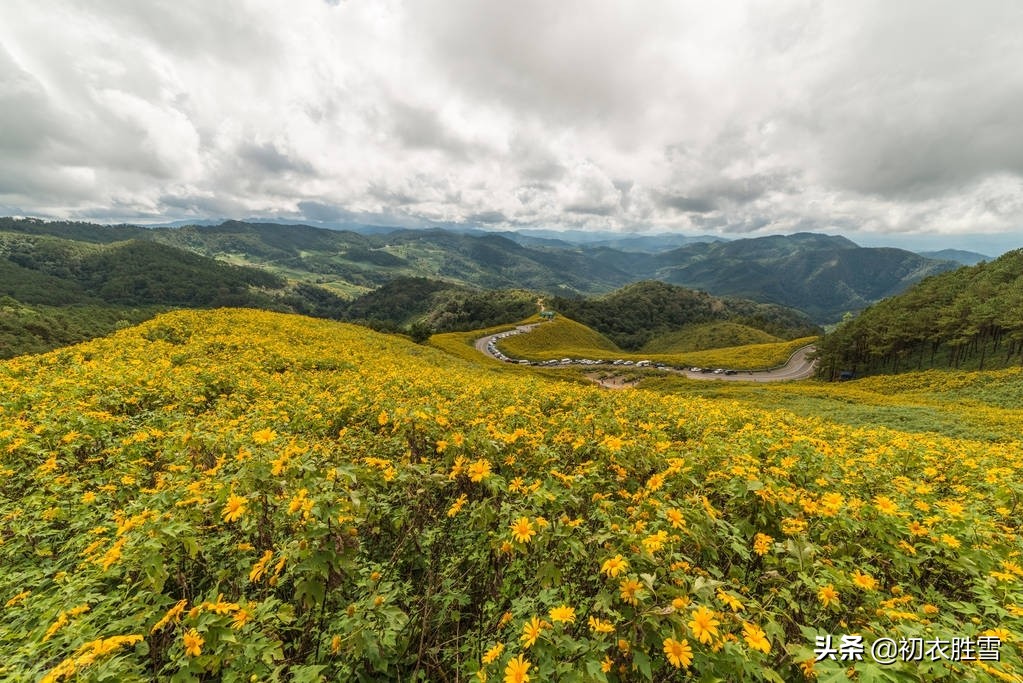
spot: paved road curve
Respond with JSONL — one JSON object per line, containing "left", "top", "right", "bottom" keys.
{"left": 474, "top": 323, "right": 817, "bottom": 382}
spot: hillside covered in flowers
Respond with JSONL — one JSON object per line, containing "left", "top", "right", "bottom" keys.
{"left": 1, "top": 310, "right": 1020, "bottom": 681}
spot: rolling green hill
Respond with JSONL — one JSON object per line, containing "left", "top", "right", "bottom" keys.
{"left": 340, "top": 277, "right": 537, "bottom": 333}
{"left": 147, "top": 222, "right": 635, "bottom": 295}
{"left": 640, "top": 322, "right": 781, "bottom": 353}
{"left": 815, "top": 248, "right": 1023, "bottom": 377}
{"left": 550, "top": 281, "right": 818, "bottom": 350}
{"left": 1, "top": 218, "right": 965, "bottom": 323}
{"left": 496, "top": 316, "right": 619, "bottom": 358}
{"left": 646, "top": 233, "right": 960, "bottom": 322}
{"left": 0, "top": 299, "right": 162, "bottom": 359}
{"left": 0, "top": 230, "right": 351, "bottom": 357}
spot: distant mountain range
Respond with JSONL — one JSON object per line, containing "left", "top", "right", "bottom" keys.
{"left": 917, "top": 249, "right": 990, "bottom": 266}
{"left": 0, "top": 217, "right": 970, "bottom": 323}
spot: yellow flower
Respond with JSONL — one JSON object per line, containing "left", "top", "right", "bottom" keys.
{"left": 908, "top": 520, "right": 929, "bottom": 536}
{"left": 663, "top": 637, "right": 693, "bottom": 668}
{"left": 447, "top": 494, "right": 468, "bottom": 517}
{"left": 587, "top": 616, "right": 614, "bottom": 633}
{"left": 183, "top": 628, "right": 204, "bottom": 657}
{"left": 600, "top": 656, "right": 614, "bottom": 672}
{"left": 666, "top": 508, "right": 686, "bottom": 529}
{"left": 1002, "top": 561, "right": 1023, "bottom": 576}
{"left": 642, "top": 530, "right": 668, "bottom": 554}
{"left": 222, "top": 494, "right": 246, "bottom": 523}
{"left": 800, "top": 658, "right": 817, "bottom": 679}
{"left": 672, "top": 596, "right": 692, "bottom": 610}
{"left": 521, "top": 616, "right": 546, "bottom": 647}
{"left": 781, "top": 517, "right": 807, "bottom": 535}
{"left": 510, "top": 517, "right": 536, "bottom": 544}
{"left": 851, "top": 570, "right": 878, "bottom": 591}
{"left": 688, "top": 606, "right": 720, "bottom": 644}
{"left": 717, "top": 589, "right": 743, "bottom": 612}
{"left": 151, "top": 599, "right": 188, "bottom": 633}
{"left": 504, "top": 654, "right": 531, "bottom": 683}
{"left": 940, "top": 534, "right": 961, "bottom": 549}
{"left": 4, "top": 590, "right": 31, "bottom": 608}
{"left": 752, "top": 533, "right": 773, "bottom": 556}
{"left": 601, "top": 555, "right": 628, "bottom": 578}
{"left": 981, "top": 628, "right": 1012, "bottom": 642}
{"left": 251, "top": 428, "right": 276, "bottom": 444}
{"left": 818, "top": 585, "right": 840, "bottom": 608}
{"left": 81, "top": 491, "right": 97, "bottom": 505}
{"left": 549, "top": 605, "right": 575, "bottom": 624}
{"left": 874, "top": 496, "right": 899, "bottom": 515}
{"left": 231, "top": 608, "right": 251, "bottom": 629}
{"left": 619, "top": 578, "right": 643, "bottom": 605}
{"left": 742, "top": 622, "right": 771, "bottom": 653}
{"left": 482, "top": 642, "right": 504, "bottom": 665}
{"left": 468, "top": 459, "right": 492, "bottom": 483}
{"left": 249, "top": 550, "right": 274, "bottom": 583}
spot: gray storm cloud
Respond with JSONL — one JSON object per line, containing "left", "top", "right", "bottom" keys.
{"left": 0, "top": 0, "right": 1020, "bottom": 244}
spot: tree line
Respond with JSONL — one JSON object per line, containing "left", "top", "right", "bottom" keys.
{"left": 815, "top": 249, "right": 1023, "bottom": 378}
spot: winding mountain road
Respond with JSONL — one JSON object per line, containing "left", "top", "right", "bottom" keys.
{"left": 474, "top": 323, "right": 817, "bottom": 382}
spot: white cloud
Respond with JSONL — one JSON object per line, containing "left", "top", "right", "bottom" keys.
{"left": 0, "top": 0, "right": 1020, "bottom": 244}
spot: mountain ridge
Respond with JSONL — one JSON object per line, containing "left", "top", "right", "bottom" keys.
{"left": 0, "top": 217, "right": 964, "bottom": 322}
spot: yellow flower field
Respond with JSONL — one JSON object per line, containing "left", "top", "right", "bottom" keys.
{"left": 0, "top": 309, "right": 1020, "bottom": 681}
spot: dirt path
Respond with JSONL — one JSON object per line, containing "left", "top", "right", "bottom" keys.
{"left": 584, "top": 372, "right": 641, "bottom": 389}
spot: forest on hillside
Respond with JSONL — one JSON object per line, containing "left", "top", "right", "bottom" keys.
{"left": 815, "top": 249, "right": 1023, "bottom": 378}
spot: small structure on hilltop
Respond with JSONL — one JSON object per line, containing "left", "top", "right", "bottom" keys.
{"left": 540, "top": 310, "right": 556, "bottom": 320}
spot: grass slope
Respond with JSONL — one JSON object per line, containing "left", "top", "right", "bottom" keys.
{"left": 640, "top": 366, "right": 1023, "bottom": 442}
{"left": 496, "top": 316, "right": 619, "bottom": 358}
{"left": 492, "top": 316, "right": 816, "bottom": 370}
{"left": 0, "top": 310, "right": 1020, "bottom": 681}
{"left": 641, "top": 322, "right": 781, "bottom": 354}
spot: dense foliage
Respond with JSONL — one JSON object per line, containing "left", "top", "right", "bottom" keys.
{"left": 0, "top": 230, "right": 352, "bottom": 356}
{"left": 0, "top": 299, "right": 162, "bottom": 359}
{"left": 550, "top": 281, "right": 819, "bottom": 350}
{"left": 2, "top": 310, "right": 1019, "bottom": 681}
{"left": 816, "top": 249, "right": 1023, "bottom": 378}
{"left": 341, "top": 277, "right": 537, "bottom": 333}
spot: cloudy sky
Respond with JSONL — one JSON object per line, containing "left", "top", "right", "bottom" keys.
{"left": 1, "top": 1, "right": 1021, "bottom": 249}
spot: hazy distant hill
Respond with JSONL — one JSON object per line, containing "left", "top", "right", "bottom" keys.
{"left": 0, "top": 218, "right": 960, "bottom": 323}
{"left": 917, "top": 249, "right": 990, "bottom": 266}
{"left": 152, "top": 221, "right": 636, "bottom": 294}
{"left": 642, "top": 233, "right": 959, "bottom": 322}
